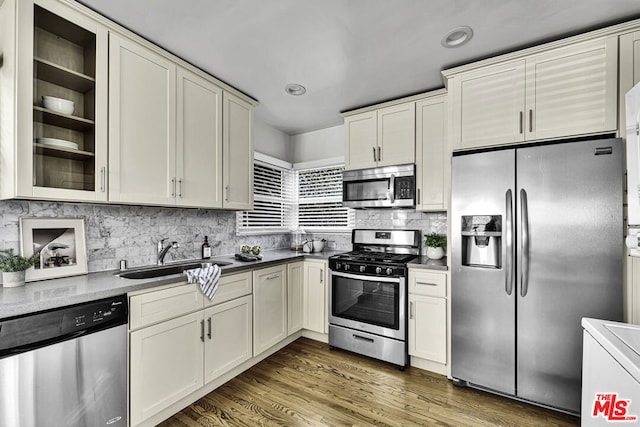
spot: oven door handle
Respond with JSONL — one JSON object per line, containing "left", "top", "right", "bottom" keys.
{"left": 330, "top": 270, "right": 402, "bottom": 284}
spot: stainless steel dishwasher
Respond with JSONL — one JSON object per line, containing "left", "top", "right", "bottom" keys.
{"left": 0, "top": 295, "right": 128, "bottom": 427}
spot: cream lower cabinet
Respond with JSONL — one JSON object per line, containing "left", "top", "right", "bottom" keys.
{"left": 407, "top": 269, "right": 448, "bottom": 367}
{"left": 415, "top": 91, "right": 449, "bottom": 211}
{"left": 447, "top": 36, "right": 618, "bottom": 150}
{"left": 303, "top": 260, "right": 328, "bottom": 334}
{"left": 253, "top": 264, "right": 288, "bottom": 355}
{"left": 204, "top": 295, "right": 253, "bottom": 382}
{"left": 130, "top": 310, "right": 204, "bottom": 426}
{"left": 130, "top": 273, "right": 253, "bottom": 426}
{"left": 287, "top": 261, "right": 304, "bottom": 335}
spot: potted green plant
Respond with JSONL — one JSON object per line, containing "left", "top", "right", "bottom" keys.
{"left": 424, "top": 232, "right": 446, "bottom": 260}
{"left": 0, "top": 249, "right": 39, "bottom": 288}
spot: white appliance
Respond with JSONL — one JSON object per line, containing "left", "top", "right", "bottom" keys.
{"left": 582, "top": 318, "right": 640, "bottom": 426}
{"left": 625, "top": 82, "right": 640, "bottom": 256}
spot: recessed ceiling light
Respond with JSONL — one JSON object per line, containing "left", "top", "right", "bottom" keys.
{"left": 441, "top": 26, "right": 473, "bottom": 48}
{"left": 285, "top": 83, "right": 306, "bottom": 96}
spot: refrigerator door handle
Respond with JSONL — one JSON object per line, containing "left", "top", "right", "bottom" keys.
{"left": 505, "top": 189, "right": 514, "bottom": 295}
{"left": 520, "top": 188, "right": 530, "bottom": 297}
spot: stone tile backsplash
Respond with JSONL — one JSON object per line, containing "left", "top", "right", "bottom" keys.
{"left": 0, "top": 201, "right": 447, "bottom": 272}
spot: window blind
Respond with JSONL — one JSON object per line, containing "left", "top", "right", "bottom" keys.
{"left": 297, "top": 166, "right": 355, "bottom": 232}
{"left": 236, "top": 162, "right": 294, "bottom": 234}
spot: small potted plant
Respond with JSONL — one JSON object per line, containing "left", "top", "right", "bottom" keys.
{"left": 424, "top": 232, "right": 446, "bottom": 260}
{"left": 0, "top": 249, "right": 39, "bottom": 288}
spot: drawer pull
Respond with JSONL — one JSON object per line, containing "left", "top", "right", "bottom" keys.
{"left": 353, "top": 334, "right": 374, "bottom": 343}
{"left": 417, "top": 281, "right": 438, "bottom": 287}
{"left": 266, "top": 274, "right": 280, "bottom": 280}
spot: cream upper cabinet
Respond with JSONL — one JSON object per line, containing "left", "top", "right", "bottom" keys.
{"left": 344, "top": 102, "right": 415, "bottom": 170}
{"left": 448, "top": 36, "right": 618, "bottom": 150}
{"left": 253, "top": 264, "right": 287, "bottom": 355}
{"left": 415, "top": 92, "right": 449, "bottom": 211}
{"left": 108, "top": 32, "right": 176, "bottom": 206}
{"left": 109, "top": 33, "right": 226, "bottom": 208}
{"left": 287, "top": 261, "right": 304, "bottom": 335}
{"left": 524, "top": 37, "right": 618, "bottom": 140}
{"left": 303, "top": 260, "right": 328, "bottom": 334}
{"left": 448, "top": 60, "right": 526, "bottom": 150}
{"left": 223, "top": 91, "right": 254, "bottom": 210}
{"left": 177, "top": 68, "right": 223, "bottom": 208}
{"left": 203, "top": 295, "right": 253, "bottom": 383}
{"left": 0, "top": 0, "right": 109, "bottom": 202}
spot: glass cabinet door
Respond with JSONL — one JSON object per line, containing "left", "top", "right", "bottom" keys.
{"left": 30, "top": 1, "right": 107, "bottom": 201}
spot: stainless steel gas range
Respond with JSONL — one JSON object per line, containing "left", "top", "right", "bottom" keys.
{"left": 328, "top": 229, "right": 421, "bottom": 368}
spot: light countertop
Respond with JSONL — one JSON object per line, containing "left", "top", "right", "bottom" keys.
{"left": 0, "top": 248, "right": 447, "bottom": 319}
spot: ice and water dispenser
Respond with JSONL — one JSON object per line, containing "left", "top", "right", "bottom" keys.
{"left": 461, "top": 215, "right": 502, "bottom": 268}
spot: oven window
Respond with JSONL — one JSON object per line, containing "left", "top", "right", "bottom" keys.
{"left": 344, "top": 179, "right": 389, "bottom": 201}
{"left": 331, "top": 275, "right": 399, "bottom": 330}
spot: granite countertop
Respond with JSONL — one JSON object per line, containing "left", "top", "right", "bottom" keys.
{"left": 407, "top": 256, "right": 448, "bottom": 271}
{"left": 0, "top": 249, "right": 342, "bottom": 319}
{"left": 0, "top": 248, "right": 447, "bottom": 319}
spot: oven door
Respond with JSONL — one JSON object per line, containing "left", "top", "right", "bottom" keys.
{"left": 329, "top": 270, "right": 406, "bottom": 340}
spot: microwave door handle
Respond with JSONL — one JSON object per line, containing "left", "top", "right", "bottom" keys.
{"left": 389, "top": 175, "right": 395, "bottom": 204}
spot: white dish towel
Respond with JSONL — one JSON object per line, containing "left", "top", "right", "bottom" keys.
{"left": 185, "top": 265, "right": 221, "bottom": 301}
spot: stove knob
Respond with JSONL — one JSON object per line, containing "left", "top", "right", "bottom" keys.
{"left": 335, "top": 263, "right": 342, "bottom": 270}
{"left": 386, "top": 268, "right": 393, "bottom": 276}
{"left": 344, "top": 264, "right": 350, "bottom": 271}
{"left": 375, "top": 266, "right": 382, "bottom": 274}
{"left": 359, "top": 265, "right": 366, "bottom": 273}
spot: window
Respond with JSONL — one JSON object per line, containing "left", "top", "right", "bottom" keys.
{"left": 237, "top": 156, "right": 354, "bottom": 235}
{"left": 236, "top": 161, "right": 294, "bottom": 234}
{"left": 297, "top": 166, "right": 355, "bottom": 232}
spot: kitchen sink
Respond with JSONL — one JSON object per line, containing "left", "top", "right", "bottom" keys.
{"left": 117, "top": 261, "right": 232, "bottom": 279}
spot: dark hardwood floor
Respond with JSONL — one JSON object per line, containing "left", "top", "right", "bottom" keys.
{"left": 159, "top": 338, "right": 579, "bottom": 426}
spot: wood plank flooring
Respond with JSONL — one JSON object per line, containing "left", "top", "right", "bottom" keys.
{"left": 159, "top": 338, "right": 579, "bottom": 426}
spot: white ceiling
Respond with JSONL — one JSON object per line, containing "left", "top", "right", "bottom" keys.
{"left": 77, "top": 0, "right": 640, "bottom": 135}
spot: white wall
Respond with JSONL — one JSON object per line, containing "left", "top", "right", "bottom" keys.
{"left": 254, "top": 117, "right": 292, "bottom": 162}
{"left": 291, "top": 125, "right": 344, "bottom": 163}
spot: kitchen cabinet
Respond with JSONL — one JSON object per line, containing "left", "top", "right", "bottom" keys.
{"left": 0, "top": 0, "right": 108, "bottom": 202}
{"left": 223, "top": 91, "right": 254, "bottom": 210}
{"left": 129, "top": 273, "right": 253, "bottom": 426}
{"left": 415, "top": 92, "right": 449, "bottom": 211}
{"left": 108, "top": 32, "right": 176, "bottom": 206}
{"left": 303, "top": 260, "right": 328, "bottom": 334}
{"left": 204, "top": 295, "right": 252, "bottom": 383}
{"left": 287, "top": 261, "right": 304, "bottom": 335}
{"left": 344, "top": 102, "right": 415, "bottom": 170}
{"left": 176, "top": 68, "right": 223, "bottom": 208}
{"left": 109, "top": 34, "right": 225, "bottom": 208}
{"left": 253, "top": 264, "right": 288, "bottom": 355}
{"left": 408, "top": 269, "right": 448, "bottom": 366}
{"left": 130, "top": 310, "right": 204, "bottom": 426}
{"left": 447, "top": 36, "right": 618, "bottom": 150}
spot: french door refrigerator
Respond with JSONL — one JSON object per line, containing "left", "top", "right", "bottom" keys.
{"left": 451, "top": 138, "right": 623, "bottom": 414}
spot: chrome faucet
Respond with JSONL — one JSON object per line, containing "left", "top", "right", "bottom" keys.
{"left": 157, "top": 238, "right": 179, "bottom": 265}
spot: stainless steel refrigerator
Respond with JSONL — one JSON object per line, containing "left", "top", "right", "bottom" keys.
{"left": 451, "top": 138, "right": 623, "bottom": 414}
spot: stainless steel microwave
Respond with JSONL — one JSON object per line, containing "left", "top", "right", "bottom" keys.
{"left": 342, "top": 164, "right": 416, "bottom": 208}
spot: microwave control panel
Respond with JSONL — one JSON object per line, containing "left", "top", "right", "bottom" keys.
{"left": 395, "top": 177, "right": 414, "bottom": 199}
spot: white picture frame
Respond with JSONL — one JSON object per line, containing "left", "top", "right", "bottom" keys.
{"left": 19, "top": 217, "right": 88, "bottom": 281}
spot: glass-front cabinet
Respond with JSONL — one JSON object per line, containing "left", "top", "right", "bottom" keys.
{"left": 1, "top": 0, "right": 108, "bottom": 202}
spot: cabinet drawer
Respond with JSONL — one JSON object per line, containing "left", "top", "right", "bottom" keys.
{"left": 129, "top": 283, "right": 204, "bottom": 330}
{"left": 408, "top": 270, "right": 447, "bottom": 297}
{"left": 204, "top": 271, "right": 252, "bottom": 307}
